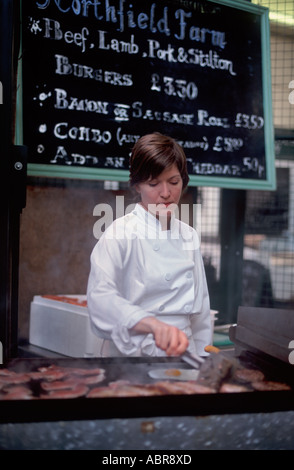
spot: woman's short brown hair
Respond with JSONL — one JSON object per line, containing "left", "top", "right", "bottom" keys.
{"left": 129, "top": 133, "right": 189, "bottom": 189}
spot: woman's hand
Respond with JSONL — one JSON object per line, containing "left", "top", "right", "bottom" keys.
{"left": 131, "top": 316, "right": 189, "bottom": 356}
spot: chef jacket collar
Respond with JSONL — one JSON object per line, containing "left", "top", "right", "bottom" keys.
{"left": 134, "top": 202, "right": 177, "bottom": 235}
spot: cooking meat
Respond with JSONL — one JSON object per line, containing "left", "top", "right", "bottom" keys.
{"left": 0, "top": 372, "right": 31, "bottom": 385}
{"left": 114, "top": 383, "right": 166, "bottom": 396}
{"left": 41, "top": 384, "right": 89, "bottom": 399}
{"left": 1, "top": 358, "right": 291, "bottom": 403}
{"left": 29, "top": 365, "right": 105, "bottom": 382}
{"left": 87, "top": 385, "right": 154, "bottom": 398}
{"left": 234, "top": 368, "right": 265, "bottom": 383}
{"left": 219, "top": 383, "right": 251, "bottom": 393}
{"left": 29, "top": 365, "right": 67, "bottom": 381}
{"left": 87, "top": 386, "right": 126, "bottom": 398}
{"left": 76, "top": 374, "right": 105, "bottom": 385}
{"left": 86, "top": 380, "right": 216, "bottom": 398}
{"left": 41, "top": 379, "right": 80, "bottom": 391}
{"left": 87, "top": 381, "right": 165, "bottom": 398}
{"left": 0, "top": 385, "right": 33, "bottom": 400}
{"left": 251, "top": 380, "right": 291, "bottom": 391}
{"left": 0, "top": 368, "right": 18, "bottom": 376}
{"left": 108, "top": 380, "right": 131, "bottom": 388}
{"left": 40, "top": 373, "right": 105, "bottom": 391}
{"left": 155, "top": 380, "right": 216, "bottom": 395}
{"left": 64, "top": 367, "right": 105, "bottom": 377}
{"left": 0, "top": 363, "right": 106, "bottom": 400}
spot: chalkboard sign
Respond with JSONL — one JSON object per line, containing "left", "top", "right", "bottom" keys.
{"left": 21, "top": 0, "right": 276, "bottom": 190}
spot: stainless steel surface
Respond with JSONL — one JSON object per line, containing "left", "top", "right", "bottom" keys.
{"left": 148, "top": 368, "right": 199, "bottom": 381}
{"left": 230, "top": 306, "right": 294, "bottom": 363}
{"left": 0, "top": 354, "right": 294, "bottom": 424}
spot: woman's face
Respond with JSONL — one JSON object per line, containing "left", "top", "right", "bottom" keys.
{"left": 136, "top": 164, "right": 183, "bottom": 220}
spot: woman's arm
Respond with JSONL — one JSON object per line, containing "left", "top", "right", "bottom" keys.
{"left": 131, "top": 316, "right": 189, "bottom": 356}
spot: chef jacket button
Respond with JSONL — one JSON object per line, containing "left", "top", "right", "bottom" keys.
{"left": 186, "top": 271, "right": 193, "bottom": 279}
{"left": 159, "top": 305, "right": 165, "bottom": 312}
{"left": 165, "top": 273, "right": 172, "bottom": 281}
{"left": 153, "top": 243, "right": 160, "bottom": 251}
{"left": 184, "top": 305, "right": 191, "bottom": 313}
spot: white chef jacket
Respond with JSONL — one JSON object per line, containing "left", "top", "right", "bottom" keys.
{"left": 87, "top": 203, "right": 211, "bottom": 357}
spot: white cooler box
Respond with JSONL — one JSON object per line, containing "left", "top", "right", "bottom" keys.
{"left": 29, "top": 295, "right": 103, "bottom": 357}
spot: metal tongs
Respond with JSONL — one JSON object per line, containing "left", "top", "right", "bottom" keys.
{"left": 181, "top": 350, "right": 205, "bottom": 369}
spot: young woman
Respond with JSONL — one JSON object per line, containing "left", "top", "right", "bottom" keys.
{"left": 87, "top": 133, "right": 211, "bottom": 357}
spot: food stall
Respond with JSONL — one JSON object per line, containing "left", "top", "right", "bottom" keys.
{"left": 1, "top": 0, "right": 293, "bottom": 451}
{"left": 1, "top": 305, "right": 294, "bottom": 450}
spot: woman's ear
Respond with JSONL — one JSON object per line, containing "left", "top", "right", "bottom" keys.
{"left": 134, "top": 184, "right": 141, "bottom": 194}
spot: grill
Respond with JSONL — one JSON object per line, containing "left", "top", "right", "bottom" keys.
{"left": 229, "top": 306, "right": 294, "bottom": 388}
{"left": 0, "top": 307, "right": 293, "bottom": 425}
